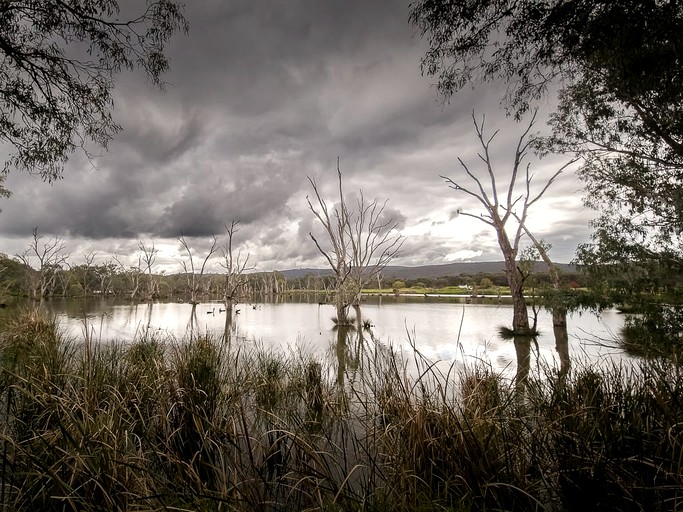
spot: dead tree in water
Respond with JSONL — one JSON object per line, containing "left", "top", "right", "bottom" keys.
{"left": 348, "top": 189, "right": 404, "bottom": 322}
{"left": 307, "top": 160, "right": 403, "bottom": 325}
{"left": 72, "top": 251, "right": 97, "bottom": 297}
{"left": 17, "top": 228, "right": 69, "bottom": 300}
{"left": 178, "top": 233, "right": 218, "bottom": 305}
{"left": 219, "top": 221, "right": 252, "bottom": 316}
{"left": 442, "top": 111, "right": 574, "bottom": 334}
{"left": 517, "top": 224, "right": 566, "bottom": 327}
{"left": 113, "top": 253, "right": 143, "bottom": 301}
{"left": 517, "top": 225, "right": 571, "bottom": 375}
{"left": 139, "top": 241, "right": 159, "bottom": 301}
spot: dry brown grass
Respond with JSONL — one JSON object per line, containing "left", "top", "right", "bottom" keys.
{"left": 0, "top": 309, "right": 679, "bottom": 511}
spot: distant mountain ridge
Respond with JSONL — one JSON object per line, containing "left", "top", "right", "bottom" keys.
{"left": 279, "top": 261, "right": 576, "bottom": 280}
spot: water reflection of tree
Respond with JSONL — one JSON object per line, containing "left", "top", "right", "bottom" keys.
{"left": 335, "top": 326, "right": 349, "bottom": 387}
{"left": 183, "top": 303, "right": 238, "bottom": 344}
{"left": 186, "top": 304, "right": 199, "bottom": 340}
{"left": 122, "top": 301, "right": 155, "bottom": 337}
{"left": 513, "top": 335, "right": 532, "bottom": 394}
{"left": 145, "top": 302, "right": 154, "bottom": 332}
{"left": 553, "top": 323, "right": 570, "bottom": 378}
{"left": 333, "top": 321, "right": 372, "bottom": 388}
{"left": 511, "top": 327, "right": 568, "bottom": 394}
{"left": 222, "top": 307, "right": 237, "bottom": 345}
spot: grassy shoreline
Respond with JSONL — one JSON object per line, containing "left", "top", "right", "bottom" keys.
{"left": 0, "top": 309, "right": 680, "bottom": 511}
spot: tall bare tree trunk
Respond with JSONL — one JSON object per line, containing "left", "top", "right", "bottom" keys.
{"left": 506, "top": 257, "right": 530, "bottom": 334}
{"left": 499, "top": 230, "right": 530, "bottom": 334}
{"left": 336, "top": 301, "right": 350, "bottom": 325}
{"left": 352, "top": 302, "right": 361, "bottom": 326}
{"left": 441, "top": 112, "right": 572, "bottom": 337}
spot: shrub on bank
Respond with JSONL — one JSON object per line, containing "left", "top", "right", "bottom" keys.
{"left": 0, "top": 309, "right": 680, "bottom": 511}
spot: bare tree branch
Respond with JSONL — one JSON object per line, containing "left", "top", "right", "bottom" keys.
{"left": 219, "top": 220, "right": 254, "bottom": 310}
{"left": 16, "top": 227, "right": 69, "bottom": 299}
{"left": 178, "top": 233, "right": 219, "bottom": 305}
{"left": 138, "top": 241, "right": 158, "bottom": 301}
{"left": 442, "top": 111, "right": 569, "bottom": 333}
{"left": 307, "top": 159, "right": 403, "bottom": 324}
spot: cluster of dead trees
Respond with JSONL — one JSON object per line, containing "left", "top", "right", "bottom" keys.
{"left": 10, "top": 112, "right": 570, "bottom": 346}
{"left": 308, "top": 113, "right": 573, "bottom": 340}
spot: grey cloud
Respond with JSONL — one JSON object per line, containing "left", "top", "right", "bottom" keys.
{"left": 112, "top": 103, "right": 206, "bottom": 168}
{"left": 0, "top": 0, "right": 589, "bottom": 268}
{"left": 379, "top": 206, "right": 407, "bottom": 231}
{"left": 397, "top": 234, "right": 456, "bottom": 265}
{"left": 157, "top": 161, "right": 304, "bottom": 237}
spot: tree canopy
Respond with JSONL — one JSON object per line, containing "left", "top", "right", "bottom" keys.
{"left": 410, "top": 0, "right": 683, "bottom": 279}
{"left": 0, "top": 0, "right": 187, "bottom": 182}
{"left": 410, "top": 0, "right": 683, "bottom": 121}
{"left": 411, "top": 0, "right": 683, "bottom": 349}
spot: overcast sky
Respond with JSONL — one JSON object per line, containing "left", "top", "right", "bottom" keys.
{"left": 0, "top": 0, "right": 594, "bottom": 273}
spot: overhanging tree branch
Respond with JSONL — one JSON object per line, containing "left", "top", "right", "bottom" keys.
{"left": 0, "top": 0, "right": 187, "bottom": 181}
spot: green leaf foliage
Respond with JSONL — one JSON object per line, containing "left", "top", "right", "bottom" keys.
{"left": 0, "top": 1, "right": 188, "bottom": 181}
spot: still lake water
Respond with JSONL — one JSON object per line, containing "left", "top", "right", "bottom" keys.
{"left": 24, "top": 295, "right": 629, "bottom": 377}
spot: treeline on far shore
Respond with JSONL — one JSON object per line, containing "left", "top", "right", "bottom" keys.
{"left": 0, "top": 253, "right": 588, "bottom": 302}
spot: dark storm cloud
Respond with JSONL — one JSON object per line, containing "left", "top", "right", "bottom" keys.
{"left": 157, "top": 161, "right": 302, "bottom": 237}
{"left": 142, "top": 0, "right": 419, "bottom": 123}
{"left": 93, "top": 0, "right": 426, "bottom": 240}
{"left": 113, "top": 105, "right": 206, "bottom": 168}
{"left": 0, "top": 0, "right": 591, "bottom": 268}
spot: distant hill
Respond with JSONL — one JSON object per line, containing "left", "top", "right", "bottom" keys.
{"left": 280, "top": 261, "right": 576, "bottom": 280}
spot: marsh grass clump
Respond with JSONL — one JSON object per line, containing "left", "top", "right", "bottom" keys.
{"left": 331, "top": 315, "right": 356, "bottom": 327}
{"left": 165, "top": 335, "right": 227, "bottom": 490}
{"left": 369, "top": 354, "right": 540, "bottom": 511}
{"left": 498, "top": 324, "right": 540, "bottom": 338}
{"left": 0, "top": 311, "right": 154, "bottom": 511}
{"left": 525, "top": 360, "right": 683, "bottom": 511}
{"left": 0, "top": 308, "right": 681, "bottom": 511}
{"left": 0, "top": 308, "right": 72, "bottom": 379}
